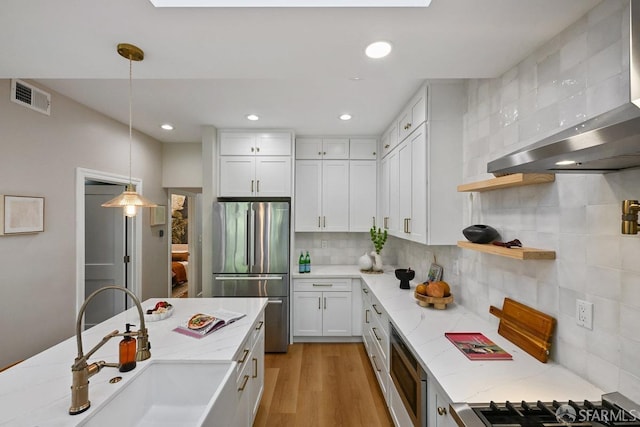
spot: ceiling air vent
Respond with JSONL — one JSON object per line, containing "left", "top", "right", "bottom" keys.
{"left": 10, "top": 79, "right": 51, "bottom": 115}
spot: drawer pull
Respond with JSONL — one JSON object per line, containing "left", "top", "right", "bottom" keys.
{"left": 384, "top": 144, "right": 390, "bottom": 149}
{"left": 372, "top": 354, "right": 381, "bottom": 372}
{"left": 438, "top": 407, "right": 447, "bottom": 416}
{"left": 372, "top": 304, "right": 382, "bottom": 315}
{"left": 365, "top": 309, "right": 370, "bottom": 324}
{"left": 324, "top": 297, "right": 327, "bottom": 310}
{"left": 238, "top": 374, "right": 250, "bottom": 391}
{"left": 255, "top": 320, "right": 264, "bottom": 330}
{"left": 252, "top": 358, "right": 258, "bottom": 378}
{"left": 362, "top": 288, "right": 369, "bottom": 294}
{"left": 238, "top": 348, "right": 250, "bottom": 364}
{"left": 372, "top": 327, "right": 381, "bottom": 341}
{"left": 312, "top": 283, "right": 333, "bottom": 287}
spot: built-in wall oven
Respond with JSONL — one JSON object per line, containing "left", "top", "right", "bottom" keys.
{"left": 390, "top": 323, "right": 427, "bottom": 427}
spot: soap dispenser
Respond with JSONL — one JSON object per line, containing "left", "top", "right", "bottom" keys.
{"left": 118, "top": 323, "right": 137, "bottom": 372}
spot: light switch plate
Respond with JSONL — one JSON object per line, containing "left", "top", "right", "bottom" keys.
{"left": 576, "top": 299, "right": 593, "bottom": 330}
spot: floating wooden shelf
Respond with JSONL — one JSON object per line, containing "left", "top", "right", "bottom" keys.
{"left": 457, "top": 241, "right": 556, "bottom": 260}
{"left": 457, "top": 173, "right": 555, "bottom": 192}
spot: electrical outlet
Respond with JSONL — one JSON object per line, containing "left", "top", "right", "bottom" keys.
{"left": 576, "top": 299, "right": 593, "bottom": 330}
{"left": 321, "top": 240, "right": 328, "bottom": 249}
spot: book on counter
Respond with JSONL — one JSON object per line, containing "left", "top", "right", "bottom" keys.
{"left": 173, "top": 310, "right": 246, "bottom": 338}
{"left": 445, "top": 332, "right": 512, "bottom": 360}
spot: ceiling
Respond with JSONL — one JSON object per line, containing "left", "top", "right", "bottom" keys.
{"left": 1, "top": 0, "right": 601, "bottom": 143}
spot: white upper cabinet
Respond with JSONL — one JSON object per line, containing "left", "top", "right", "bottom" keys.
{"left": 296, "top": 137, "right": 349, "bottom": 159}
{"left": 349, "top": 161, "right": 377, "bottom": 232}
{"left": 349, "top": 138, "right": 377, "bottom": 160}
{"left": 378, "top": 82, "right": 464, "bottom": 245}
{"left": 218, "top": 131, "right": 292, "bottom": 197}
{"left": 381, "top": 122, "right": 399, "bottom": 158}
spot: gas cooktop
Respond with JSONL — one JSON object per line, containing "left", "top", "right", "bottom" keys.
{"left": 450, "top": 393, "right": 640, "bottom": 427}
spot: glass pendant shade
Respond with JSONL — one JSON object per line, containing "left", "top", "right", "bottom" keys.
{"left": 101, "top": 43, "right": 156, "bottom": 217}
{"left": 101, "top": 184, "right": 157, "bottom": 217}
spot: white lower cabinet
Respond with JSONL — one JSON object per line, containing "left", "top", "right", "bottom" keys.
{"left": 293, "top": 278, "right": 352, "bottom": 337}
{"left": 232, "top": 313, "right": 265, "bottom": 427}
{"left": 389, "top": 382, "right": 415, "bottom": 427}
{"left": 429, "top": 380, "right": 456, "bottom": 427}
{"left": 361, "top": 283, "right": 391, "bottom": 406}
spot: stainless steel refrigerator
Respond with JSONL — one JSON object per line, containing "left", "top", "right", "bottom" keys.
{"left": 212, "top": 201, "right": 290, "bottom": 352}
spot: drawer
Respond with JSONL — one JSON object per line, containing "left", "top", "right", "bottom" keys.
{"left": 370, "top": 318, "right": 389, "bottom": 370}
{"left": 368, "top": 329, "right": 389, "bottom": 403}
{"left": 294, "top": 278, "right": 351, "bottom": 292}
{"left": 370, "top": 296, "right": 388, "bottom": 326}
{"left": 251, "top": 312, "right": 265, "bottom": 344}
{"left": 361, "top": 284, "right": 372, "bottom": 305}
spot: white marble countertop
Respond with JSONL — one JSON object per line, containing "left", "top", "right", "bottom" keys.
{"left": 0, "top": 297, "right": 267, "bottom": 427}
{"left": 296, "top": 265, "right": 604, "bottom": 404}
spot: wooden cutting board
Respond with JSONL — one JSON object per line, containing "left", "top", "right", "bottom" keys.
{"left": 489, "top": 298, "right": 555, "bottom": 363}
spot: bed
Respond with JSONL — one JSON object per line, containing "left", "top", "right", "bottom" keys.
{"left": 171, "top": 244, "right": 189, "bottom": 287}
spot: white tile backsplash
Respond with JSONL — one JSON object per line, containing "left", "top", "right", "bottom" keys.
{"left": 460, "top": 0, "right": 639, "bottom": 400}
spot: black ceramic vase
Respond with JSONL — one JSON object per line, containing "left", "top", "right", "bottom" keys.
{"left": 462, "top": 225, "right": 498, "bottom": 244}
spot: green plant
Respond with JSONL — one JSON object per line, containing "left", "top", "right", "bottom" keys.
{"left": 370, "top": 226, "right": 388, "bottom": 254}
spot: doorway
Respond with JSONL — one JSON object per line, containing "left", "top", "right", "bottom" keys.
{"left": 75, "top": 168, "right": 143, "bottom": 320}
{"left": 169, "top": 190, "right": 202, "bottom": 298}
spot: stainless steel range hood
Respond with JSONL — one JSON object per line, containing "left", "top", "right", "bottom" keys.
{"left": 488, "top": 0, "right": 640, "bottom": 175}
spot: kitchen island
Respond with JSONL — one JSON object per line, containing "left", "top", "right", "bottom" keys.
{"left": 0, "top": 297, "right": 267, "bottom": 426}
{"left": 294, "top": 266, "right": 604, "bottom": 403}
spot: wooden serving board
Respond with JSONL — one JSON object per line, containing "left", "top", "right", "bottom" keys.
{"left": 489, "top": 298, "right": 555, "bottom": 363}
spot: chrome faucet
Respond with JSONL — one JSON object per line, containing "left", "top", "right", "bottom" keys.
{"left": 69, "top": 285, "right": 151, "bottom": 415}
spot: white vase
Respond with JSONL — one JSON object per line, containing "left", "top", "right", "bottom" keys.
{"left": 358, "top": 252, "right": 373, "bottom": 270}
{"left": 371, "top": 251, "right": 383, "bottom": 272}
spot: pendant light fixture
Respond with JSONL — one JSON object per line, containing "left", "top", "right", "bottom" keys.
{"left": 102, "top": 43, "right": 157, "bottom": 218}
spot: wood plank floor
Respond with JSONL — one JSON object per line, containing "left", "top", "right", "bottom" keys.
{"left": 254, "top": 343, "right": 394, "bottom": 427}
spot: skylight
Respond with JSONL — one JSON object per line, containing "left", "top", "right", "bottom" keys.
{"left": 149, "top": 0, "right": 430, "bottom": 7}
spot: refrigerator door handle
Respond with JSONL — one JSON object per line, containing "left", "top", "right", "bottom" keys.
{"left": 214, "top": 276, "right": 284, "bottom": 281}
{"left": 267, "top": 300, "right": 283, "bottom": 304}
{"left": 250, "top": 207, "right": 256, "bottom": 269}
{"left": 245, "top": 209, "right": 251, "bottom": 267}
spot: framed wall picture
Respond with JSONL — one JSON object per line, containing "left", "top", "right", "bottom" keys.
{"left": 150, "top": 205, "right": 166, "bottom": 226}
{"left": 0, "top": 195, "right": 45, "bottom": 235}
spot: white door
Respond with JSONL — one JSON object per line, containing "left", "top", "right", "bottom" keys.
{"left": 349, "top": 138, "right": 377, "bottom": 160}
{"left": 293, "top": 292, "right": 323, "bottom": 336}
{"left": 321, "top": 138, "right": 349, "bottom": 159}
{"left": 219, "top": 156, "right": 255, "bottom": 197}
{"left": 256, "top": 133, "right": 291, "bottom": 156}
{"left": 322, "top": 160, "right": 349, "bottom": 231}
{"left": 381, "top": 156, "right": 390, "bottom": 231}
{"left": 322, "top": 292, "right": 352, "bottom": 336}
{"left": 294, "top": 160, "right": 322, "bottom": 231}
{"left": 388, "top": 150, "right": 400, "bottom": 236}
{"left": 219, "top": 133, "right": 256, "bottom": 156}
{"left": 295, "top": 138, "right": 323, "bottom": 159}
{"left": 255, "top": 157, "right": 291, "bottom": 197}
{"left": 410, "top": 125, "right": 428, "bottom": 244}
{"left": 398, "top": 140, "right": 412, "bottom": 237}
{"left": 84, "top": 184, "right": 126, "bottom": 329}
{"left": 349, "top": 160, "right": 377, "bottom": 232}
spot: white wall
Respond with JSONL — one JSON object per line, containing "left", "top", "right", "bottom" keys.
{"left": 459, "top": 0, "right": 640, "bottom": 401}
{"left": 162, "top": 142, "right": 203, "bottom": 188}
{"left": 0, "top": 79, "right": 167, "bottom": 368}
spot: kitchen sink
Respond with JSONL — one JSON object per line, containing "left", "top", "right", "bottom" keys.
{"left": 77, "top": 360, "right": 236, "bottom": 427}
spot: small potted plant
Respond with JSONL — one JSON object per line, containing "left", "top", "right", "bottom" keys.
{"left": 369, "top": 226, "right": 388, "bottom": 271}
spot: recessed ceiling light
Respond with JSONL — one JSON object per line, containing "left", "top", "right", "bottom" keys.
{"left": 160, "top": 123, "right": 174, "bottom": 131}
{"left": 350, "top": 77, "right": 363, "bottom": 81}
{"left": 365, "top": 41, "right": 392, "bottom": 59}
{"left": 555, "top": 160, "right": 576, "bottom": 166}
{"left": 339, "top": 114, "right": 352, "bottom": 121}
{"left": 246, "top": 114, "right": 259, "bottom": 121}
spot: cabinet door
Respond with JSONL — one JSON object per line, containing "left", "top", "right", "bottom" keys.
{"left": 322, "top": 291, "right": 352, "bottom": 336}
{"left": 398, "top": 140, "right": 412, "bottom": 237}
{"left": 349, "top": 138, "right": 377, "bottom": 160}
{"left": 256, "top": 133, "right": 291, "bottom": 156}
{"left": 295, "top": 138, "right": 323, "bottom": 159}
{"left": 220, "top": 133, "right": 257, "bottom": 156}
{"left": 381, "top": 156, "right": 390, "bottom": 232}
{"left": 255, "top": 157, "right": 291, "bottom": 197}
{"left": 293, "top": 291, "right": 323, "bottom": 336}
{"left": 322, "top": 138, "right": 349, "bottom": 159}
{"left": 409, "top": 125, "right": 427, "bottom": 244}
{"left": 294, "top": 160, "right": 322, "bottom": 231}
{"left": 382, "top": 122, "right": 399, "bottom": 158}
{"left": 410, "top": 89, "right": 427, "bottom": 130}
{"left": 431, "top": 383, "right": 457, "bottom": 427}
{"left": 250, "top": 328, "right": 265, "bottom": 422}
{"left": 219, "top": 156, "right": 255, "bottom": 197}
{"left": 322, "top": 160, "right": 349, "bottom": 231}
{"left": 397, "top": 106, "right": 412, "bottom": 142}
{"left": 349, "top": 161, "right": 377, "bottom": 232}
{"left": 387, "top": 149, "right": 400, "bottom": 236}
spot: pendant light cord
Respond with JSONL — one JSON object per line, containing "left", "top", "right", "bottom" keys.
{"left": 128, "top": 56, "right": 133, "bottom": 186}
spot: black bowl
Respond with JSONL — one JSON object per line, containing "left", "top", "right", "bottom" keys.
{"left": 395, "top": 268, "right": 415, "bottom": 290}
{"left": 462, "top": 224, "right": 498, "bottom": 244}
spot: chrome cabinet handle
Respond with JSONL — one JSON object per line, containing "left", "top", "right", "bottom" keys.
{"left": 238, "top": 374, "right": 250, "bottom": 391}
{"left": 438, "top": 407, "right": 447, "bottom": 416}
{"left": 372, "top": 327, "right": 381, "bottom": 341}
{"left": 372, "top": 304, "right": 382, "bottom": 315}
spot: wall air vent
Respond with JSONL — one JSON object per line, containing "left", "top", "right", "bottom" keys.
{"left": 10, "top": 79, "right": 51, "bottom": 116}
